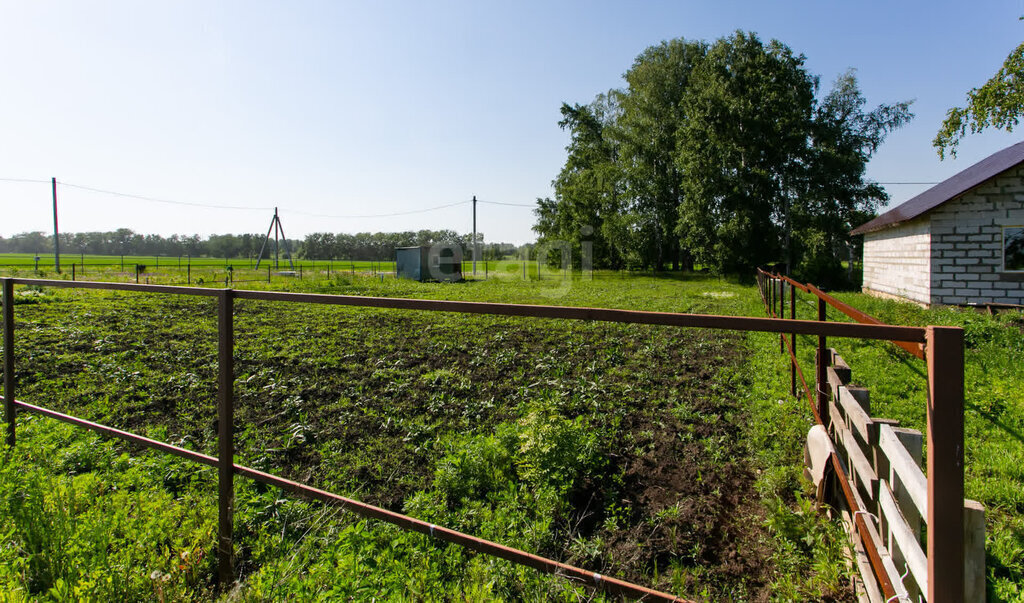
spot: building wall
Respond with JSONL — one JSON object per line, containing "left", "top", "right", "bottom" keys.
{"left": 929, "top": 166, "right": 1024, "bottom": 306}
{"left": 862, "top": 217, "right": 931, "bottom": 305}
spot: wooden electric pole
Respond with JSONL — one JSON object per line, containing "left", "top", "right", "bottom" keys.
{"left": 254, "top": 207, "right": 295, "bottom": 270}
{"left": 52, "top": 178, "right": 61, "bottom": 273}
{"left": 472, "top": 195, "right": 477, "bottom": 276}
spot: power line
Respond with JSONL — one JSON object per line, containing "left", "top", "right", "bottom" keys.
{"left": 477, "top": 199, "right": 534, "bottom": 208}
{"left": 0, "top": 177, "right": 50, "bottom": 184}
{"left": 288, "top": 200, "right": 472, "bottom": 219}
{"left": 2, "top": 177, "right": 473, "bottom": 218}
{"left": 59, "top": 181, "right": 273, "bottom": 211}
{"left": 878, "top": 182, "right": 938, "bottom": 185}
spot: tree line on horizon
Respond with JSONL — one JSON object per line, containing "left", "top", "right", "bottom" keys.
{"left": 300, "top": 230, "right": 518, "bottom": 261}
{"left": 0, "top": 228, "right": 520, "bottom": 263}
{"left": 0, "top": 229, "right": 290, "bottom": 261}
{"left": 534, "top": 31, "right": 914, "bottom": 285}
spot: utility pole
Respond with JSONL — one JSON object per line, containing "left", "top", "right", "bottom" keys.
{"left": 254, "top": 207, "right": 294, "bottom": 270}
{"left": 472, "top": 195, "right": 477, "bottom": 276}
{"left": 52, "top": 178, "right": 60, "bottom": 273}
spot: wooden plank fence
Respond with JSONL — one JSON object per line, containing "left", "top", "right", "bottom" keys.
{"left": 823, "top": 347, "right": 985, "bottom": 602}
{"left": 757, "top": 269, "right": 985, "bottom": 603}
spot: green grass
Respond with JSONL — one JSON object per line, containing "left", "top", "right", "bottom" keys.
{"left": 0, "top": 252, "right": 587, "bottom": 286}
{"left": 0, "top": 252, "right": 533, "bottom": 273}
{"left": 0, "top": 272, "right": 1019, "bottom": 600}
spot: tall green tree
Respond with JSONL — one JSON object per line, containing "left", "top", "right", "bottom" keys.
{"left": 536, "top": 32, "right": 911, "bottom": 281}
{"left": 676, "top": 32, "right": 814, "bottom": 273}
{"left": 618, "top": 39, "right": 707, "bottom": 270}
{"left": 534, "top": 93, "right": 625, "bottom": 268}
{"left": 797, "top": 70, "right": 913, "bottom": 284}
{"left": 934, "top": 39, "right": 1024, "bottom": 158}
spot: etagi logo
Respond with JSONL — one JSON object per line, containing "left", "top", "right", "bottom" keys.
{"left": 467, "top": 225, "right": 594, "bottom": 301}
{"left": 424, "top": 243, "right": 463, "bottom": 282}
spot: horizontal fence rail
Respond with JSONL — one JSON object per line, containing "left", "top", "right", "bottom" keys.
{"left": 760, "top": 270, "right": 925, "bottom": 359}
{"left": 9, "top": 278, "right": 927, "bottom": 342}
{"left": 755, "top": 269, "right": 973, "bottom": 603}
{"left": 3, "top": 398, "right": 679, "bottom": 601}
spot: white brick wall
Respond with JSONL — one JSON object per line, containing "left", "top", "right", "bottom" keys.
{"left": 928, "top": 165, "right": 1024, "bottom": 306}
{"left": 862, "top": 217, "right": 931, "bottom": 305}
{"left": 861, "top": 164, "right": 1024, "bottom": 307}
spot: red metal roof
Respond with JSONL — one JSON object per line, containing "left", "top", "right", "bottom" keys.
{"left": 850, "top": 140, "right": 1024, "bottom": 235}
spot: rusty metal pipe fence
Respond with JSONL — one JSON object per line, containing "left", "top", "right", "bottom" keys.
{"left": 0, "top": 277, "right": 962, "bottom": 601}
{"left": 755, "top": 268, "right": 968, "bottom": 603}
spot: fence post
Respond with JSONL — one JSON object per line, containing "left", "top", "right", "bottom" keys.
{"left": 72, "top": 264, "right": 76, "bottom": 281}
{"left": 925, "top": 326, "right": 965, "bottom": 603}
{"left": 3, "top": 278, "right": 15, "bottom": 447}
{"left": 816, "top": 297, "right": 828, "bottom": 426}
{"left": 773, "top": 277, "right": 778, "bottom": 316}
{"left": 217, "top": 289, "right": 235, "bottom": 587}
{"left": 790, "top": 281, "right": 796, "bottom": 397}
{"left": 778, "top": 278, "right": 785, "bottom": 353}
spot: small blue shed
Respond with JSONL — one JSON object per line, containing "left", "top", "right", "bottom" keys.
{"left": 395, "top": 245, "right": 463, "bottom": 282}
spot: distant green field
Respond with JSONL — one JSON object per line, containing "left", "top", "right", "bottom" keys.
{"left": 0, "top": 253, "right": 584, "bottom": 284}
{"left": 0, "top": 253, "right": 386, "bottom": 270}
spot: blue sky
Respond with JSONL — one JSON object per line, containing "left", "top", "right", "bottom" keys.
{"left": 1, "top": 0, "right": 1022, "bottom": 244}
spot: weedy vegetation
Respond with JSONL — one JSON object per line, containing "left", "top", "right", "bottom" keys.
{"left": 0, "top": 272, "right": 1019, "bottom": 601}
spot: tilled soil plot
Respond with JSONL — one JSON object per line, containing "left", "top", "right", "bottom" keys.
{"left": 14, "top": 293, "right": 779, "bottom": 598}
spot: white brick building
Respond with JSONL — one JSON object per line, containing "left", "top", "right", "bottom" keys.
{"left": 851, "top": 142, "right": 1024, "bottom": 307}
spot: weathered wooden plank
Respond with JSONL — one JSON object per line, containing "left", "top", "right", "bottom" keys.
{"left": 869, "top": 419, "right": 900, "bottom": 490}
{"left": 964, "top": 499, "right": 986, "bottom": 603}
{"left": 846, "top": 507, "right": 885, "bottom": 603}
{"left": 893, "top": 427, "right": 923, "bottom": 462}
{"left": 839, "top": 386, "right": 875, "bottom": 446}
{"left": 889, "top": 427, "right": 923, "bottom": 542}
{"left": 878, "top": 424, "right": 927, "bottom": 520}
{"left": 869, "top": 418, "right": 900, "bottom": 473}
{"left": 829, "top": 397, "right": 847, "bottom": 442}
{"left": 827, "top": 366, "right": 845, "bottom": 400}
{"left": 836, "top": 418, "right": 879, "bottom": 505}
{"left": 871, "top": 418, "right": 911, "bottom": 585}
{"left": 847, "top": 386, "right": 870, "bottom": 414}
{"left": 879, "top": 481, "right": 928, "bottom": 595}
{"left": 846, "top": 475, "right": 905, "bottom": 601}
{"left": 832, "top": 353, "right": 852, "bottom": 384}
